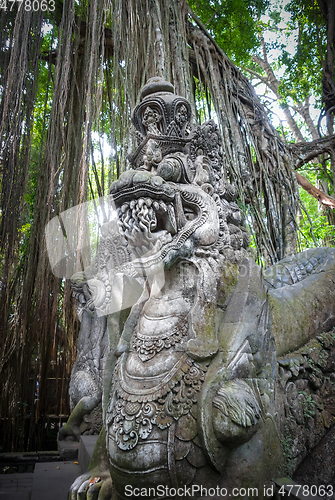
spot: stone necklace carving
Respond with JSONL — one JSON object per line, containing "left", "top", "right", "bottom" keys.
{"left": 107, "top": 352, "right": 208, "bottom": 451}
{"left": 131, "top": 312, "right": 189, "bottom": 362}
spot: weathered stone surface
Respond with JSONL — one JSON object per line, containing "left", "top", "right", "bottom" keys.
{"left": 276, "top": 329, "right": 335, "bottom": 476}
{"left": 186, "top": 442, "right": 207, "bottom": 468}
{"left": 268, "top": 249, "right": 335, "bottom": 356}
{"left": 58, "top": 439, "right": 79, "bottom": 461}
{"left": 174, "top": 439, "right": 191, "bottom": 460}
{"left": 64, "top": 78, "right": 335, "bottom": 499}
{"left": 293, "top": 425, "right": 335, "bottom": 487}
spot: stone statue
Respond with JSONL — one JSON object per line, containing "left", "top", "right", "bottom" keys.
{"left": 63, "top": 77, "right": 335, "bottom": 499}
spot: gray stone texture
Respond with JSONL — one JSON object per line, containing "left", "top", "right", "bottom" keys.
{"left": 63, "top": 78, "right": 335, "bottom": 499}
{"left": 276, "top": 330, "right": 335, "bottom": 480}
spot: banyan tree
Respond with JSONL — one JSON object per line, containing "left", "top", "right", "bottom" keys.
{"left": 0, "top": 0, "right": 333, "bottom": 451}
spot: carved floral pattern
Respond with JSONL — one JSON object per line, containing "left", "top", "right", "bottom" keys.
{"left": 175, "top": 104, "right": 188, "bottom": 127}
{"left": 107, "top": 356, "right": 208, "bottom": 451}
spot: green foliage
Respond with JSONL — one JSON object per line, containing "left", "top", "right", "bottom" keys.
{"left": 189, "top": 0, "right": 334, "bottom": 254}
{"left": 298, "top": 391, "right": 316, "bottom": 419}
{"left": 188, "top": 0, "right": 269, "bottom": 65}
{"left": 238, "top": 0, "right": 325, "bottom": 133}
{"left": 297, "top": 166, "right": 335, "bottom": 249}
{"left": 277, "top": 0, "right": 325, "bottom": 107}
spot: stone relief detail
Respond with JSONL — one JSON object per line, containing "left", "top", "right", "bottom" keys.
{"left": 131, "top": 314, "right": 188, "bottom": 361}
{"left": 142, "top": 106, "right": 163, "bottom": 135}
{"left": 79, "top": 403, "right": 104, "bottom": 436}
{"left": 175, "top": 104, "right": 188, "bottom": 128}
{"left": 58, "top": 218, "right": 138, "bottom": 441}
{"left": 107, "top": 355, "right": 208, "bottom": 452}
{"left": 213, "top": 380, "right": 261, "bottom": 428}
{"left": 64, "top": 76, "right": 335, "bottom": 499}
{"left": 263, "top": 247, "right": 335, "bottom": 289}
{"left": 276, "top": 330, "right": 335, "bottom": 476}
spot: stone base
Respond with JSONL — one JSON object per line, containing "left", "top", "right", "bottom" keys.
{"left": 78, "top": 435, "right": 99, "bottom": 473}
{"left": 58, "top": 438, "right": 80, "bottom": 461}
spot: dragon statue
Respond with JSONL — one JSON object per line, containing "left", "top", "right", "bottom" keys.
{"left": 59, "top": 77, "right": 335, "bottom": 499}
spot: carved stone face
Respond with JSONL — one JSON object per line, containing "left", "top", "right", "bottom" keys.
{"left": 142, "top": 139, "right": 163, "bottom": 169}
{"left": 110, "top": 164, "right": 219, "bottom": 276}
{"left": 142, "top": 106, "right": 162, "bottom": 134}
{"left": 109, "top": 79, "right": 248, "bottom": 278}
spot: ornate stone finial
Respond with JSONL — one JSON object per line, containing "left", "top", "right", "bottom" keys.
{"left": 140, "top": 76, "right": 174, "bottom": 100}
{"left": 130, "top": 78, "right": 192, "bottom": 168}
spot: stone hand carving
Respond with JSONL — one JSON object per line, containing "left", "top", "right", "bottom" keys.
{"left": 67, "top": 77, "right": 335, "bottom": 498}
{"left": 213, "top": 380, "right": 262, "bottom": 446}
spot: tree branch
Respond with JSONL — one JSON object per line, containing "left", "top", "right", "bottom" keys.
{"left": 242, "top": 66, "right": 270, "bottom": 86}
{"left": 296, "top": 171, "right": 335, "bottom": 209}
{"left": 290, "top": 134, "right": 335, "bottom": 168}
{"left": 250, "top": 51, "right": 305, "bottom": 142}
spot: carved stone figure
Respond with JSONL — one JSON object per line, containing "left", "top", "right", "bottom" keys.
{"left": 63, "top": 77, "right": 335, "bottom": 499}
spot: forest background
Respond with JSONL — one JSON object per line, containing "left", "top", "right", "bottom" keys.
{"left": 0, "top": 0, "right": 334, "bottom": 452}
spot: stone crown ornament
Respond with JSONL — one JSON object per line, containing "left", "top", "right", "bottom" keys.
{"left": 129, "top": 77, "right": 192, "bottom": 169}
